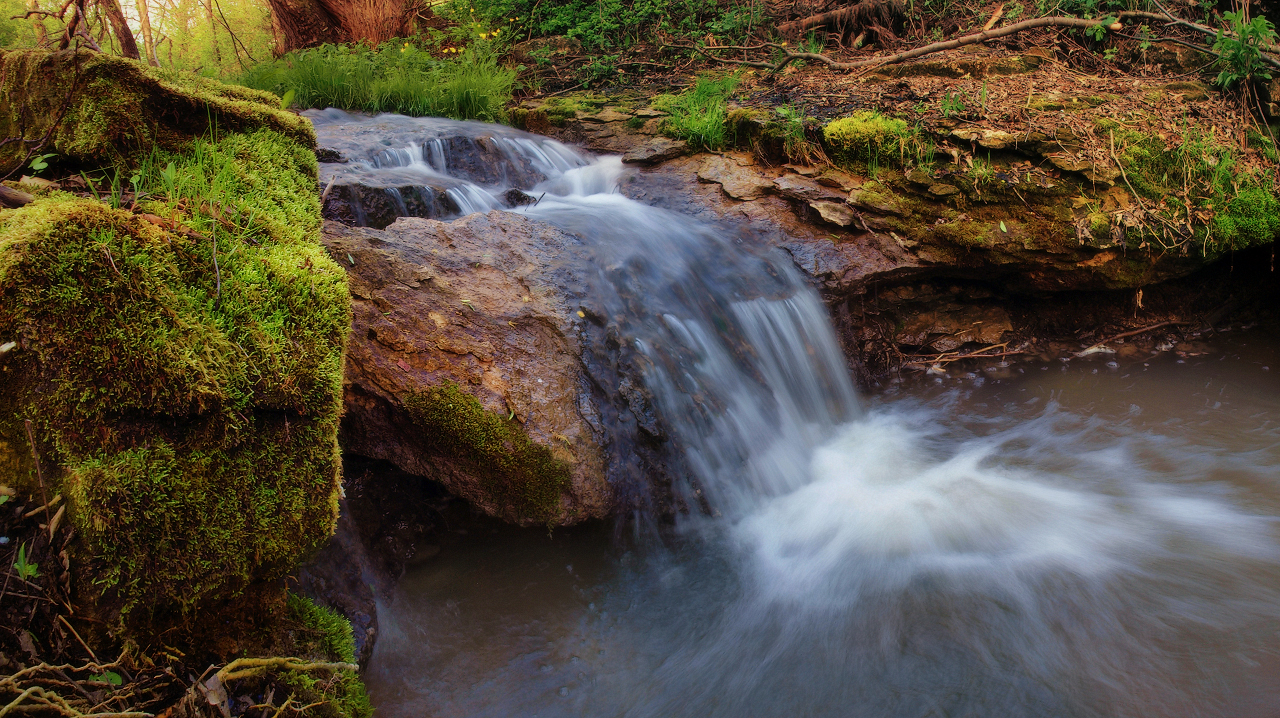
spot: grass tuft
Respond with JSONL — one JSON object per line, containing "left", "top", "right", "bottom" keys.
{"left": 653, "top": 73, "right": 740, "bottom": 151}
{"left": 237, "top": 42, "right": 516, "bottom": 122}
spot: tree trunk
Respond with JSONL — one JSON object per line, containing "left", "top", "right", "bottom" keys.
{"left": 266, "top": 0, "right": 414, "bottom": 54}
{"left": 97, "top": 0, "right": 141, "bottom": 59}
{"left": 136, "top": 0, "right": 159, "bottom": 65}
{"left": 26, "top": 0, "right": 49, "bottom": 45}
{"left": 204, "top": 0, "right": 222, "bottom": 64}
{"left": 321, "top": 0, "right": 413, "bottom": 47}
{"left": 267, "top": 0, "right": 341, "bottom": 54}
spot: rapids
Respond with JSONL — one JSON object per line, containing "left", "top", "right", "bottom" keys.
{"left": 308, "top": 111, "right": 1280, "bottom": 717}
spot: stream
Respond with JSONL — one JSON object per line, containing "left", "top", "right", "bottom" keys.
{"left": 309, "top": 111, "right": 1280, "bottom": 718}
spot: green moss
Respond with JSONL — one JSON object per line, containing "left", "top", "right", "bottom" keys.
{"left": 932, "top": 218, "right": 993, "bottom": 248}
{"left": 823, "top": 111, "right": 921, "bottom": 170}
{"left": 264, "top": 593, "right": 372, "bottom": 718}
{"left": 286, "top": 592, "right": 357, "bottom": 664}
{"left": 1088, "top": 211, "right": 1111, "bottom": 237}
{"left": 0, "top": 49, "right": 314, "bottom": 173}
{"left": 1214, "top": 184, "right": 1280, "bottom": 249}
{"left": 1098, "top": 118, "right": 1280, "bottom": 254}
{"left": 538, "top": 95, "right": 607, "bottom": 126}
{"left": 276, "top": 665, "right": 372, "bottom": 718}
{"left": 404, "top": 381, "right": 569, "bottom": 524}
{"left": 0, "top": 127, "right": 348, "bottom": 621}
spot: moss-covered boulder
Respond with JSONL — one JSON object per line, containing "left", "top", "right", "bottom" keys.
{"left": 323, "top": 213, "right": 612, "bottom": 526}
{"left": 0, "top": 123, "right": 349, "bottom": 622}
{"left": 0, "top": 49, "right": 314, "bottom": 173}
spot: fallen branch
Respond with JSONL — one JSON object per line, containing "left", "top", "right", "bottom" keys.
{"left": 704, "top": 15, "right": 1122, "bottom": 72}
{"left": 704, "top": 10, "right": 1274, "bottom": 74}
{"left": 215, "top": 657, "right": 356, "bottom": 683}
{"left": 1126, "top": 5, "right": 1280, "bottom": 70}
{"left": 1081, "top": 320, "right": 1190, "bottom": 352}
{"left": 907, "top": 342, "right": 1029, "bottom": 364}
{"left": 0, "top": 185, "right": 34, "bottom": 208}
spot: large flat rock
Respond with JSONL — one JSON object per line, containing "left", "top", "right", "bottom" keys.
{"left": 323, "top": 213, "right": 612, "bottom": 525}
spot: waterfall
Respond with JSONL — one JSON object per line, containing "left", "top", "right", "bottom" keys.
{"left": 311, "top": 109, "right": 861, "bottom": 519}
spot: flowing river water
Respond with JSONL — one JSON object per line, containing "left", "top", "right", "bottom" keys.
{"left": 309, "top": 111, "right": 1280, "bottom": 718}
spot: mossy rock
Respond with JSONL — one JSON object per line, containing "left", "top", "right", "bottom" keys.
{"left": 823, "top": 111, "right": 921, "bottom": 169}
{"left": 0, "top": 127, "right": 349, "bottom": 623}
{"left": 0, "top": 49, "right": 314, "bottom": 174}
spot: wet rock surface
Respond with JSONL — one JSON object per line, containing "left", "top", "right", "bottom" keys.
{"left": 322, "top": 212, "right": 613, "bottom": 526}
{"left": 309, "top": 109, "right": 587, "bottom": 229}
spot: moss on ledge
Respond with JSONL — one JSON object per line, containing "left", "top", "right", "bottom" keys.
{"left": 0, "top": 49, "right": 314, "bottom": 173}
{"left": 404, "top": 381, "right": 570, "bottom": 525}
{"left": 824, "top": 111, "right": 923, "bottom": 169}
{"left": 0, "top": 126, "right": 348, "bottom": 622}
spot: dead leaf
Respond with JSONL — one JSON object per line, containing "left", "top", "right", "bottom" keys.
{"left": 203, "top": 674, "right": 230, "bottom": 718}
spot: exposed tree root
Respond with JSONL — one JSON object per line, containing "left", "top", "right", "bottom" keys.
{"left": 776, "top": 0, "right": 905, "bottom": 47}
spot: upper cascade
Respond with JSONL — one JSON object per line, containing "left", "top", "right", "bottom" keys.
{"left": 308, "top": 109, "right": 591, "bottom": 228}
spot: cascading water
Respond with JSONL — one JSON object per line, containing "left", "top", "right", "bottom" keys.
{"left": 312, "top": 111, "right": 1280, "bottom": 718}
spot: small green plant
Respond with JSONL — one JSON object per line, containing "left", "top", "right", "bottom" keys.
{"left": 1137, "top": 24, "right": 1152, "bottom": 52}
{"left": 28, "top": 153, "right": 55, "bottom": 173}
{"left": 14, "top": 542, "right": 39, "bottom": 580}
{"left": 801, "top": 31, "right": 824, "bottom": 54}
{"left": 774, "top": 105, "right": 825, "bottom": 164}
{"left": 90, "top": 671, "right": 123, "bottom": 686}
{"left": 279, "top": 88, "right": 296, "bottom": 110}
{"left": 583, "top": 54, "right": 619, "bottom": 85}
{"left": 1212, "top": 10, "right": 1278, "bottom": 87}
{"left": 967, "top": 154, "right": 996, "bottom": 186}
{"left": 159, "top": 160, "right": 177, "bottom": 198}
{"left": 1103, "top": 47, "right": 1119, "bottom": 61}
{"left": 1084, "top": 15, "right": 1116, "bottom": 42}
{"left": 940, "top": 90, "right": 967, "bottom": 118}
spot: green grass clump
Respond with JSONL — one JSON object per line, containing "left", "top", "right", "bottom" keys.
{"left": 654, "top": 73, "right": 740, "bottom": 151}
{"left": 0, "top": 126, "right": 349, "bottom": 621}
{"left": 237, "top": 42, "right": 516, "bottom": 122}
{"left": 823, "top": 110, "right": 923, "bottom": 170}
{"left": 404, "top": 381, "right": 570, "bottom": 525}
